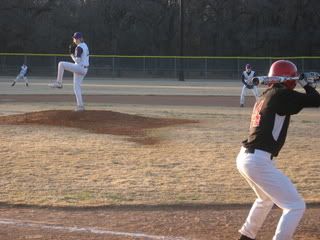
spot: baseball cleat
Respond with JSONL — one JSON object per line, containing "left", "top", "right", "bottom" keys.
{"left": 74, "top": 106, "right": 85, "bottom": 112}
{"left": 239, "top": 235, "right": 255, "bottom": 240}
{"left": 11, "top": 82, "right": 16, "bottom": 87}
{"left": 25, "top": 83, "right": 29, "bottom": 87}
{"left": 48, "top": 81, "right": 63, "bottom": 89}
{"left": 240, "top": 104, "right": 244, "bottom": 107}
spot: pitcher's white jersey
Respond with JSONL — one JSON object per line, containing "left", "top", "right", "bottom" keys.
{"left": 74, "top": 42, "right": 89, "bottom": 67}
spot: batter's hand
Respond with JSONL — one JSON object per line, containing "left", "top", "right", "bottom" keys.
{"left": 299, "top": 73, "right": 317, "bottom": 88}
{"left": 69, "top": 43, "right": 77, "bottom": 55}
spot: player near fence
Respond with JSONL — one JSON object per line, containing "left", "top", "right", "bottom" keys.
{"left": 240, "top": 64, "right": 259, "bottom": 107}
{"left": 11, "top": 63, "right": 29, "bottom": 87}
{"left": 49, "top": 32, "right": 89, "bottom": 112}
{"left": 236, "top": 60, "right": 320, "bottom": 240}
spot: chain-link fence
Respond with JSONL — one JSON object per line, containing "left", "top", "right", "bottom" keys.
{"left": 1, "top": 54, "right": 320, "bottom": 80}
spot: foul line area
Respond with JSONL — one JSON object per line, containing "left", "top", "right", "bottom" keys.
{"left": 0, "top": 218, "right": 187, "bottom": 240}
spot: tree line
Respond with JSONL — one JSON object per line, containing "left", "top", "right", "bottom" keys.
{"left": 1, "top": 0, "right": 319, "bottom": 56}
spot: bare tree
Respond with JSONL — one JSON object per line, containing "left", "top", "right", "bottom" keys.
{"left": 1, "top": 0, "right": 319, "bottom": 56}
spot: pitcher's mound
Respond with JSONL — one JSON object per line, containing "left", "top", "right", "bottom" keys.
{"left": 0, "top": 110, "right": 197, "bottom": 144}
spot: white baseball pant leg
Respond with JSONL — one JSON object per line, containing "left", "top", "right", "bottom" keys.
{"left": 23, "top": 76, "right": 29, "bottom": 84}
{"left": 236, "top": 147, "right": 305, "bottom": 240}
{"left": 73, "top": 71, "right": 85, "bottom": 107}
{"left": 15, "top": 74, "right": 23, "bottom": 82}
{"left": 57, "top": 61, "right": 87, "bottom": 107}
{"left": 240, "top": 85, "right": 248, "bottom": 105}
{"left": 240, "top": 86, "right": 259, "bottom": 105}
{"left": 252, "top": 86, "right": 259, "bottom": 101}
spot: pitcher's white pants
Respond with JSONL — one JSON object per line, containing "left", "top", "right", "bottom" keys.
{"left": 236, "top": 147, "right": 305, "bottom": 240}
{"left": 57, "top": 62, "right": 88, "bottom": 107}
{"left": 240, "top": 85, "right": 259, "bottom": 105}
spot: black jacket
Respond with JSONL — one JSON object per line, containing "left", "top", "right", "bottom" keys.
{"left": 243, "top": 84, "right": 320, "bottom": 156}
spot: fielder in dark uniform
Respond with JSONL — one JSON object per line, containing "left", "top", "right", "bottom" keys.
{"left": 236, "top": 60, "right": 320, "bottom": 240}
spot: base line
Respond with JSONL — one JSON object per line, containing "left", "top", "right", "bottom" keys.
{"left": 0, "top": 218, "right": 187, "bottom": 240}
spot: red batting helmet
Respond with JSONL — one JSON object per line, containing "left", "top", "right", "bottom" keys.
{"left": 268, "top": 60, "right": 298, "bottom": 90}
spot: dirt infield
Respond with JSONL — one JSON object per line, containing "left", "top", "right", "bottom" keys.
{"left": 0, "top": 205, "right": 319, "bottom": 240}
{"left": 0, "top": 205, "right": 284, "bottom": 240}
{"left": 0, "top": 94, "right": 319, "bottom": 239}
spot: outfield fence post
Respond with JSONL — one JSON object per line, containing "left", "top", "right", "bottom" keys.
{"left": 237, "top": 57, "right": 240, "bottom": 80}
{"left": 1, "top": 56, "right": 5, "bottom": 73}
{"left": 53, "top": 56, "right": 57, "bottom": 74}
{"left": 112, "top": 56, "right": 115, "bottom": 78}
{"left": 143, "top": 56, "right": 146, "bottom": 75}
{"left": 205, "top": 57, "right": 208, "bottom": 80}
{"left": 174, "top": 58, "right": 177, "bottom": 78}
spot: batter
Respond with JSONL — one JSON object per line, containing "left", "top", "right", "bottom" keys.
{"left": 236, "top": 60, "right": 320, "bottom": 240}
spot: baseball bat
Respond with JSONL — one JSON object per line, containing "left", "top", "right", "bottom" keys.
{"left": 252, "top": 72, "right": 320, "bottom": 86}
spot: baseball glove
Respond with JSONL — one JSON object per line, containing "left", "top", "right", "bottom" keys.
{"left": 69, "top": 43, "right": 77, "bottom": 54}
{"left": 246, "top": 84, "right": 254, "bottom": 89}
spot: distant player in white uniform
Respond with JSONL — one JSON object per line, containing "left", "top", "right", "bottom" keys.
{"left": 240, "top": 64, "right": 259, "bottom": 107}
{"left": 49, "top": 32, "right": 89, "bottom": 111}
{"left": 11, "top": 63, "right": 29, "bottom": 87}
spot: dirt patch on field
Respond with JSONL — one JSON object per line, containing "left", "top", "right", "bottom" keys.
{"left": 0, "top": 110, "right": 197, "bottom": 145}
{"left": 0, "top": 205, "right": 319, "bottom": 240}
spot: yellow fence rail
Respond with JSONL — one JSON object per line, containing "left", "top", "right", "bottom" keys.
{"left": 1, "top": 52, "right": 320, "bottom": 59}
{"left": 1, "top": 53, "right": 320, "bottom": 79}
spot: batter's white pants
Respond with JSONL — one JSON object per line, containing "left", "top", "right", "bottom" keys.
{"left": 57, "top": 61, "right": 88, "bottom": 107}
{"left": 236, "top": 147, "right": 305, "bottom": 240}
{"left": 240, "top": 85, "right": 259, "bottom": 105}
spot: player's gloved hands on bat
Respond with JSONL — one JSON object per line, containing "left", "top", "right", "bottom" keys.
{"left": 69, "top": 43, "right": 77, "bottom": 55}
{"left": 298, "top": 73, "right": 312, "bottom": 88}
{"left": 299, "top": 73, "right": 318, "bottom": 89}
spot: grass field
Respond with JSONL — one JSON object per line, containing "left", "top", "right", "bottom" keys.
{"left": 1, "top": 102, "right": 319, "bottom": 207}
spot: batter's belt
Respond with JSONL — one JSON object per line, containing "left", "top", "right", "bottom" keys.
{"left": 244, "top": 147, "right": 274, "bottom": 160}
